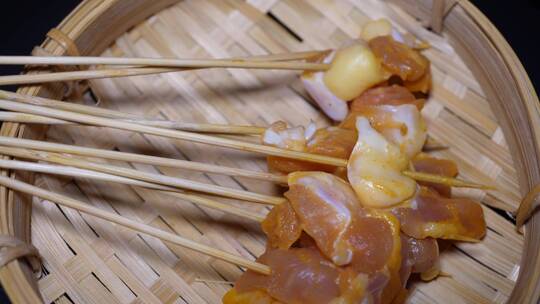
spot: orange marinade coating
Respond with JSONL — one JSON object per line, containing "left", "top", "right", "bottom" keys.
{"left": 267, "top": 127, "right": 356, "bottom": 175}
{"left": 261, "top": 201, "right": 302, "bottom": 250}
{"left": 404, "top": 67, "right": 431, "bottom": 94}
{"left": 340, "top": 104, "right": 406, "bottom": 133}
{"left": 398, "top": 234, "right": 439, "bottom": 284}
{"left": 340, "top": 85, "right": 424, "bottom": 132}
{"left": 230, "top": 246, "right": 402, "bottom": 304}
{"left": 285, "top": 172, "right": 361, "bottom": 265}
{"left": 222, "top": 289, "right": 280, "bottom": 304}
{"left": 284, "top": 172, "right": 403, "bottom": 302}
{"left": 391, "top": 187, "right": 486, "bottom": 241}
{"left": 234, "top": 247, "right": 342, "bottom": 304}
{"left": 369, "top": 35, "right": 430, "bottom": 82}
{"left": 229, "top": 172, "right": 408, "bottom": 304}
{"left": 307, "top": 127, "right": 358, "bottom": 158}
{"left": 412, "top": 154, "right": 459, "bottom": 197}
{"left": 285, "top": 172, "right": 402, "bottom": 275}
{"left": 350, "top": 85, "right": 424, "bottom": 111}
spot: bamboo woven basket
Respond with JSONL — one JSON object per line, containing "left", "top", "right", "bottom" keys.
{"left": 0, "top": 0, "right": 539, "bottom": 303}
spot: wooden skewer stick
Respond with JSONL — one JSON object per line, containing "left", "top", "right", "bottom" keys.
{"left": 402, "top": 171, "right": 495, "bottom": 190}
{"left": 0, "top": 50, "right": 329, "bottom": 86}
{"left": 0, "top": 99, "right": 348, "bottom": 167}
{"left": 0, "top": 135, "right": 487, "bottom": 190}
{"left": 0, "top": 174, "right": 271, "bottom": 274}
{"left": 0, "top": 111, "right": 266, "bottom": 135}
{"left": 0, "top": 136, "right": 288, "bottom": 184}
{"left": 0, "top": 112, "right": 70, "bottom": 125}
{"left": 0, "top": 68, "right": 177, "bottom": 86}
{"left": 0, "top": 136, "right": 486, "bottom": 190}
{"left": 0, "top": 157, "right": 264, "bottom": 222}
{"left": 0, "top": 93, "right": 485, "bottom": 189}
{"left": 0, "top": 90, "right": 267, "bottom": 135}
{"left": 0, "top": 146, "right": 286, "bottom": 205}
{"left": 5, "top": 49, "right": 328, "bottom": 67}
{"left": 0, "top": 89, "right": 149, "bottom": 119}
{"left": 235, "top": 50, "right": 329, "bottom": 62}
{"left": 0, "top": 56, "right": 329, "bottom": 70}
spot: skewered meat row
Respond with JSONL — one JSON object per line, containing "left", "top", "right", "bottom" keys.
{"left": 224, "top": 19, "right": 485, "bottom": 304}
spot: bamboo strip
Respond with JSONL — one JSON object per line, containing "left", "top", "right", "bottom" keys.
{"left": 0, "top": 99, "right": 348, "bottom": 167}
{"left": 0, "top": 158, "right": 264, "bottom": 222}
{"left": 0, "top": 174, "right": 271, "bottom": 274}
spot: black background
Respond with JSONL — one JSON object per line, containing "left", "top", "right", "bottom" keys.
{"left": 0, "top": 0, "right": 538, "bottom": 303}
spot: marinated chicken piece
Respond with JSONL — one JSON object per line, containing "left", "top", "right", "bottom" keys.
{"left": 399, "top": 234, "right": 439, "bottom": 284}
{"left": 286, "top": 172, "right": 360, "bottom": 265}
{"left": 263, "top": 120, "right": 324, "bottom": 174}
{"left": 404, "top": 67, "right": 431, "bottom": 94}
{"left": 222, "top": 289, "right": 279, "bottom": 304}
{"left": 369, "top": 36, "right": 429, "bottom": 82}
{"left": 350, "top": 85, "right": 423, "bottom": 111}
{"left": 263, "top": 122, "right": 356, "bottom": 175}
{"left": 230, "top": 246, "right": 402, "bottom": 304}
{"left": 342, "top": 104, "right": 427, "bottom": 157}
{"left": 302, "top": 51, "right": 349, "bottom": 121}
{"left": 391, "top": 187, "right": 486, "bottom": 241}
{"left": 412, "top": 154, "right": 458, "bottom": 197}
{"left": 234, "top": 247, "right": 342, "bottom": 304}
{"left": 266, "top": 156, "right": 327, "bottom": 175}
{"left": 323, "top": 43, "right": 387, "bottom": 101}
{"left": 341, "top": 85, "right": 428, "bottom": 158}
{"left": 347, "top": 117, "right": 417, "bottom": 208}
{"left": 391, "top": 288, "right": 410, "bottom": 304}
{"left": 261, "top": 201, "right": 302, "bottom": 250}
{"left": 286, "top": 172, "right": 402, "bottom": 276}
{"left": 307, "top": 127, "right": 357, "bottom": 159}
{"left": 302, "top": 43, "right": 386, "bottom": 121}
{"left": 262, "top": 121, "right": 308, "bottom": 152}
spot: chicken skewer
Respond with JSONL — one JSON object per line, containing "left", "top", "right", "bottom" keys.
{"left": 0, "top": 98, "right": 347, "bottom": 166}
{"left": 0, "top": 92, "right": 489, "bottom": 190}
{"left": 0, "top": 158, "right": 264, "bottom": 222}
{"left": 0, "top": 174, "right": 271, "bottom": 274}
{"left": 0, "top": 91, "right": 488, "bottom": 189}
{"left": 0, "top": 135, "right": 488, "bottom": 190}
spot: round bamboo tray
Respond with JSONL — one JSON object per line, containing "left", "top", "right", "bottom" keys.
{"left": 0, "top": 0, "right": 538, "bottom": 303}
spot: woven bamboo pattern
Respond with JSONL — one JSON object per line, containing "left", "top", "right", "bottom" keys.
{"left": 18, "top": 1, "right": 523, "bottom": 303}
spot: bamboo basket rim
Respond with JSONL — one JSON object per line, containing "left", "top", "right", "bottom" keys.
{"left": 0, "top": 0, "right": 538, "bottom": 303}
